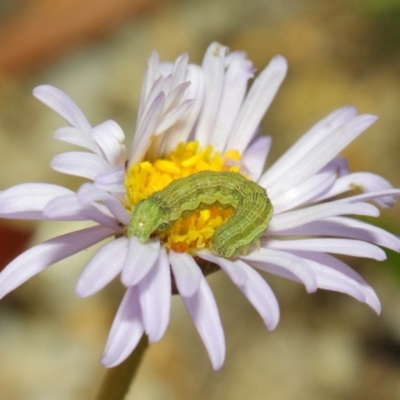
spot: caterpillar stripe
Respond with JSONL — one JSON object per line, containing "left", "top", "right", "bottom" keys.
{"left": 127, "top": 170, "right": 273, "bottom": 258}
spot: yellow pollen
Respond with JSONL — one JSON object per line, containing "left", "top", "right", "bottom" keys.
{"left": 181, "top": 153, "right": 203, "bottom": 167}
{"left": 154, "top": 159, "right": 181, "bottom": 174}
{"left": 124, "top": 141, "right": 242, "bottom": 253}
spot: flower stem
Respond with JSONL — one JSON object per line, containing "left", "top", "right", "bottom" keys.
{"left": 95, "top": 334, "right": 149, "bottom": 400}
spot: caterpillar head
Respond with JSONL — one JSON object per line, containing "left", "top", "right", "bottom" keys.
{"left": 127, "top": 199, "right": 164, "bottom": 243}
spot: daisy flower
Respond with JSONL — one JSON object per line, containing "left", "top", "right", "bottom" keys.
{"left": 0, "top": 42, "right": 399, "bottom": 371}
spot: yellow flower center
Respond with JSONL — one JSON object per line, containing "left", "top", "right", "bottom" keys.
{"left": 124, "top": 141, "right": 242, "bottom": 254}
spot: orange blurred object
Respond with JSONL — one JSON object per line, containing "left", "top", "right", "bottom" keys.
{"left": 0, "top": 0, "right": 163, "bottom": 75}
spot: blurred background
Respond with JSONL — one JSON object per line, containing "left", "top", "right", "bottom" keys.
{"left": 0, "top": 0, "right": 400, "bottom": 399}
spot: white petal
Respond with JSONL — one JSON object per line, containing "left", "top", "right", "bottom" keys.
{"left": 269, "top": 201, "right": 379, "bottom": 232}
{"left": 241, "top": 136, "right": 272, "bottom": 182}
{"left": 101, "top": 286, "right": 144, "bottom": 367}
{"left": 0, "top": 183, "right": 73, "bottom": 219}
{"left": 242, "top": 248, "right": 317, "bottom": 293}
{"left": 266, "top": 238, "right": 386, "bottom": 260}
{"left": 138, "top": 246, "right": 171, "bottom": 342}
{"left": 0, "top": 225, "right": 116, "bottom": 299}
{"left": 51, "top": 152, "right": 110, "bottom": 180}
{"left": 76, "top": 236, "right": 128, "bottom": 297}
{"left": 33, "top": 85, "right": 92, "bottom": 132}
{"left": 199, "top": 251, "right": 279, "bottom": 330}
{"left": 260, "top": 106, "right": 357, "bottom": 187}
{"left": 169, "top": 251, "right": 202, "bottom": 297}
{"left": 177, "top": 267, "right": 225, "bottom": 370}
{"left": 121, "top": 237, "right": 160, "bottom": 286}
{"left": 227, "top": 55, "right": 288, "bottom": 153}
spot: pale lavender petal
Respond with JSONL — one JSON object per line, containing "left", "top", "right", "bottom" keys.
{"left": 159, "top": 62, "right": 174, "bottom": 78}
{"left": 0, "top": 183, "right": 73, "bottom": 219}
{"left": 259, "top": 106, "right": 357, "bottom": 187}
{"left": 101, "top": 286, "right": 144, "bottom": 367}
{"left": 53, "top": 127, "right": 99, "bottom": 153}
{"left": 51, "top": 152, "right": 110, "bottom": 180}
{"left": 163, "top": 81, "right": 191, "bottom": 115}
{"left": 272, "top": 216, "right": 400, "bottom": 252}
{"left": 44, "top": 194, "right": 121, "bottom": 229}
{"left": 211, "top": 52, "right": 254, "bottom": 152}
{"left": 90, "top": 121, "right": 126, "bottom": 167}
{"left": 266, "top": 238, "right": 386, "bottom": 260}
{"left": 242, "top": 248, "right": 317, "bottom": 293}
{"left": 33, "top": 85, "right": 92, "bottom": 132}
{"left": 121, "top": 237, "right": 160, "bottom": 286}
{"left": 169, "top": 251, "right": 202, "bottom": 297}
{"left": 94, "top": 165, "right": 126, "bottom": 193}
{"left": 174, "top": 262, "right": 225, "bottom": 370}
{"left": 0, "top": 225, "right": 116, "bottom": 299}
{"left": 138, "top": 246, "right": 171, "bottom": 342}
{"left": 265, "top": 115, "right": 378, "bottom": 197}
{"left": 138, "top": 50, "right": 160, "bottom": 120}
{"left": 227, "top": 55, "right": 288, "bottom": 153}
{"left": 297, "top": 255, "right": 366, "bottom": 303}
{"left": 139, "top": 74, "right": 165, "bottom": 121}
{"left": 42, "top": 194, "right": 87, "bottom": 221}
{"left": 241, "top": 136, "right": 272, "bottom": 182}
{"left": 141, "top": 75, "right": 171, "bottom": 121}
{"left": 292, "top": 251, "right": 381, "bottom": 314}
{"left": 337, "top": 189, "right": 400, "bottom": 207}
{"left": 269, "top": 201, "right": 379, "bottom": 232}
{"left": 316, "top": 172, "right": 398, "bottom": 207}
{"left": 269, "top": 157, "right": 349, "bottom": 202}
{"left": 76, "top": 236, "right": 128, "bottom": 297}
{"left": 199, "top": 251, "right": 247, "bottom": 285}
{"left": 155, "top": 99, "right": 194, "bottom": 134}
{"left": 162, "top": 65, "right": 205, "bottom": 154}
{"left": 77, "top": 183, "right": 130, "bottom": 225}
{"left": 169, "top": 53, "right": 189, "bottom": 91}
{"left": 195, "top": 42, "right": 228, "bottom": 146}
{"left": 323, "top": 157, "right": 350, "bottom": 177}
{"left": 130, "top": 92, "right": 166, "bottom": 165}
{"left": 199, "top": 251, "right": 279, "bottom": 330}
{"left": 271, "top": 169, "right": 337, "bottom": 214}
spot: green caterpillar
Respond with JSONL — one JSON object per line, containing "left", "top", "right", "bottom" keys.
{"left": 127, "top": 170, "right": 273, "bottom": 258}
